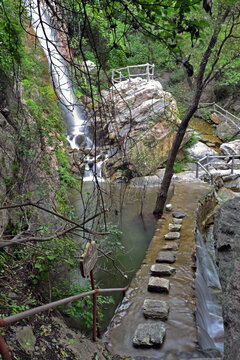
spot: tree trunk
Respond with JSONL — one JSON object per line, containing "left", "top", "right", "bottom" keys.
{"left": 153, "top": 101, "right": 200, "bottom": 216}
{"left": 153, "top": 25, "right": 221, "bottom": 217}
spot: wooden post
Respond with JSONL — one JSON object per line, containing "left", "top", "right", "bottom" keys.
{"left": 90, "top": 270, "right": 100, "bottom": 340}
{"left": 112, "top": 70, "right": 114, "bottom": 84}
{"left": 231, "top": 155, "right": 235, "bottom": 174}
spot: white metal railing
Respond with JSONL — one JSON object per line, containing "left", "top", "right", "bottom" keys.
{"left": 196, "top": 154, "right": 240, "bottom": 184}
{"left": 111, "top": 63, "right": 155, "bottom": 84}
{"left": 199, "top": 102, "right": 240, "bottom": 132}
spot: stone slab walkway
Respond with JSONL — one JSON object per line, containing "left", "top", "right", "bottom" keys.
{"left": 104, "top": 182, "right": 213, "bottom": 359}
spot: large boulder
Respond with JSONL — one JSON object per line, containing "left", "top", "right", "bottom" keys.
{"left": 100, "top": 77, "right": 189, "bottom": 181}
{"left": 213, "top": 198, "right": 240, "bottom": 359}
{"left": 220, "top": 140, "right": 240, "bottom": 156}
{"left": 186, "top": 141, "right": 218, "bottom": 161}
{"left": 216, "top": 121, "right": 239, "bottom": 141}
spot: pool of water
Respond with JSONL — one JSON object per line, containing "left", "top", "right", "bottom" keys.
{"left": 69, "top": 182, "right": 174, "bottom": 330}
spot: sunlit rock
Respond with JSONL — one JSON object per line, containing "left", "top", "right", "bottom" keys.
{"left": 164, "top": 232, "right": 180, "bottom": 240}
{"left": 142, "top": 299, "right": 169, "bottom": 320}
{"left": 148, "top": 277, "right": 170, "bottom": 293}
{"left": 156, "top": 251, "right": 176, "bottom": 263}
{"left": 173, "top": 218, "right": 183, "bottom": 224}
{"left": 172, "top": 211, "right": 186, "bottom": 218}
{"left": 165, "top": 203, "right": 173, "bottom": 211}
{"left": 186, "top": 141, "right": 218, "bottom": 161}
{"left": 168, "top": 223, "right": 182, "bottom": 232}
{"left": 162, "top": 242, "right": 179, "bottom": 251}
{"left": 100, "top": 77, "right": 191, "bottom": 180}
{"left": 150, "top": 264, "right": 176, "bottom": 276}
{"left": 133, "top": 322, "right": 166, "bottom": 347}
{"left": 220, "top": 139, "right": 240, "bottom": 156}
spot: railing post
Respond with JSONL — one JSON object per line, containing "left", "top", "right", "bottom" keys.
{"left": 196, "top": 162, "right": 199, "bottom": 178}
{"left": 0, "top": 333, "right": 12, "bottom": 360}
{"left": 112, "top": 70, "right": 114, "bottom": 84}
{"left": 127, "top": 66, "right": 130, "bottom": 81}
{"left": 90, "top": 270, "right": 100, "bottom": 340}
{"left": 152, "top": 64, "right": 155, "bottom": 79}
{"left": 206, "top": 155, "right": 209, "bottom": 171}
{"left": 231, "top": 155, "right": 235, "bottom": 175}
{"left": 211, "top": 174, "right": 214, "bottom": 185}
{"left": 146, "top": 63, "right": 150, "bottom": 81}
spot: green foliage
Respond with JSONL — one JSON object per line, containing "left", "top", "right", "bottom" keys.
{"left": 52, "top": 281, "right": 114, "bottom": 330}
{"left": 0, "top": 0, "right": 24, "bottom": 74}
{"left": 173, "top": 159, "right": 186, "bottom": 173}
{"left": 98, "top": 223, "right": 124, "bottom": 254}
{"left": 184, "top": 132, "right": 198, "bottom": 148}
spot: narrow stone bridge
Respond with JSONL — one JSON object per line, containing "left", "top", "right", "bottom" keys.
{"left": 104, "top": 181, "right": 222, "bottom": 360}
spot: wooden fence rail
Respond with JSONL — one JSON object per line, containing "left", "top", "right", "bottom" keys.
{"left": 112, "top": 63, "right": 154, "bottom": 84}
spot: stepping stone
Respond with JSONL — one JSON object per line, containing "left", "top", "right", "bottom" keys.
{"left": 150, "top": 264, "right": 176, "bottom": 276}
{"left": 173, "top": 218, "right": 183, "bottom": 224}
{"left": 133, "top": 322, "right": 166, "bottom": 347}
{"left": 168, "top": 223, "right": 182, "bottom": 232}
{"left": 162, "top": 242, "right": 179, "bottom": 251}
{"left": 165, "top": 203, "right": 172, "bottom": 211}
{"left": 156, "top": 251, "right": 175, "bottom": 264}
{"left": 142, "top": 299, "right": 169, "bottom": 320}
{"left": 148, "top": 277, "right": 170, "bottom": 293}
{"left": 172, "top": 211, "right": 186, "bottom": 219}
{"left": 164, "top": 232, "right": 180, "bottom": 240}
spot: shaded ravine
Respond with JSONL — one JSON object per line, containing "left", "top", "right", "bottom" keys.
{"left": 104, "top": 182, "right": 214, "bottom": 359}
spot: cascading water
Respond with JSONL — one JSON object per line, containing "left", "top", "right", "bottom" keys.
{"left": 195, "top": 228, "right": 224, "bottom": 353}
{"left": 25, "top": 0, "right": 103, "bottom": 181}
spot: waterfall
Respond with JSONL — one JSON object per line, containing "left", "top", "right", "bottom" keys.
{"left": 195, "top": 228, "right": 224, "bottom": 353}
{"left": 25, "top": 0, "right": 103, "bottom": 181}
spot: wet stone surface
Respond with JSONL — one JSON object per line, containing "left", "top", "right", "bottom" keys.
{"left": 168, "top": 223, "right": 182, "bottom": 232}
{"left": 173, "top": 218, "right": 183, "bottom": 224}
{"left": 150, "top": 264, "right": 176, "bottom": 276}
{"left": 148, "top": 277, "right": 170, "bottom": 293}
{"left": 164, "top": 232, "right": 180, "bottom": 240}
{"left": 172, "top": 211, "right": 186, "bottom": 218}
{"left": 162, "top": 242, "right": 179, "bottom": 251}
{"left": 142, "top": 299, "right": 169, "bottom": 320}
{"left": 156, "top": 251, "right": 176, "bottom": 264}
{"left": 132, "top": 323, "right": 166, "bottom": 347}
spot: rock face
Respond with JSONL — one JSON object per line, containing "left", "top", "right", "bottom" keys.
{"left": 220, "top": 139, "right": 240, "bottom": 156}
{"left": 133, "top": 323, "right": 166, "bottom": 347}
{"left": 142, "top": 299, "right": 169, "bottom": 320}
{"left": 100, "top": 77, "right": 190, "bottom": 181}
{"left": 186, "top": 141, "right": 218, "bottom": 161}
{"left": 213, "top": 197, "right": 240, "bottom": 360}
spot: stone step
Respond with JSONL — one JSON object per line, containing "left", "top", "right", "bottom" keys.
{"left": 162, "top": 242, "right": 179, "bottom": 251}
{"left": 173, "top": 217, "right": 183, "bottom": 224}
{"left": 172, "top": 211, "right": 186, "bottom": 218}
{"left": 132, "top": 323, "right": 166, "bottom": 347}
{"left": 164, "top": 232, "right": 180, "bottom": 240}
{"left": 156, "top": 251, "right": 175, "bottom": 264}
{"left": 168, "top": 223, "right": 182, "bottom": 232}
{"left": 148, "top": 277, "right": 170, "bottom": 293}
{"left": 142, "top": 299, "right": 169, "bottom": 320}
{"left": 150, "top": 264, "right": 176, "bottom": 276}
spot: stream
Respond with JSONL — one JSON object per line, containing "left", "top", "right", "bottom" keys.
{"left": 27, "top": 3, "right": 224, "bottom": 357}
